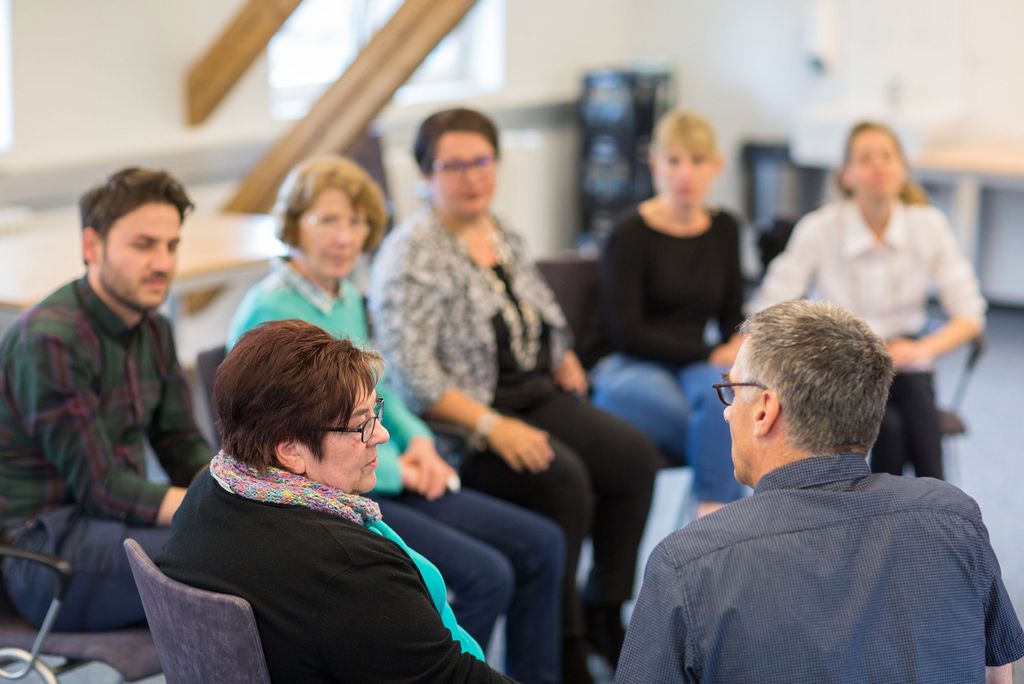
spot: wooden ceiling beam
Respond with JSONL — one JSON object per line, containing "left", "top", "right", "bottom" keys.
{"left": 186, "top": 0, "right": 304, "bottom": 126}
{"left": 223, "top": 0, "right": 478, "bottom": 214}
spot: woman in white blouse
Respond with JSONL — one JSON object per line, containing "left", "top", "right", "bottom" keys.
{"left": 749, "top": 121, "right": 986, "bottom": 479}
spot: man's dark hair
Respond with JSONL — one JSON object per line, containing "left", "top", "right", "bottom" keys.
{"left": 214, "top": 319, "right": 383, "bottom": 470}
{"left": 413, "top": 107, "right": 500, "bottom": 174}
{"left": 79, "top": 167, "right": 194, "bottom": 238}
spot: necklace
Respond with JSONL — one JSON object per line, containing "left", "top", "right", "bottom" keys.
{"left": 468, "top": 229, "right": 542, "bottom": 371}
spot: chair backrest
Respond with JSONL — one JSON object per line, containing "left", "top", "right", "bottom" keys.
{"left": 196, "top": 345, "right": 227, "bottom": 450}
{"left": 535, "top": 252, "right": 606, "bottom": 369}
{"left": 123, "top": 539, "right": 271, "bottom": 684}
{"left": 755, "top": 216, "right": 798, "bottom": 276}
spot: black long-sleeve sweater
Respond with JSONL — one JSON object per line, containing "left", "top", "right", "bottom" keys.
{"left": 600, "top": 210, "right": 744, "bottom": 366}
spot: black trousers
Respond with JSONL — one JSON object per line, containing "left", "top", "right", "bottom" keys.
{"left": 459, "top": 390, "right": 660, "bottom": 640}
{"left": 870, "top": 371, "right": 943, "bottom": 479}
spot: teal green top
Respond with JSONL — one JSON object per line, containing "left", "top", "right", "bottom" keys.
{"left": 367, "top": 518, "right": 484, "bottom": 659}
{"left": 227, "top": 260, "right": 433, "bottom": 494}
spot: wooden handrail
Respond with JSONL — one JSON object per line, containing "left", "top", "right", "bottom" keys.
{"left": 186, "top": 0, "right": 304, "bottom": 126}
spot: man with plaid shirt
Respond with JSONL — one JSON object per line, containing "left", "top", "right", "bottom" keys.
{"left": 0, "top": 168, "right": 212, "bottom": 630}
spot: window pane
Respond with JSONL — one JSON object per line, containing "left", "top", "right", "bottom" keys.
{"left": 267, "top": 0, "right": 504, "bottom": 120}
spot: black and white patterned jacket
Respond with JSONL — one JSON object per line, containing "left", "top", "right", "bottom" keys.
{"left": 368, "top": 207, "right": 571, "bottom": 415}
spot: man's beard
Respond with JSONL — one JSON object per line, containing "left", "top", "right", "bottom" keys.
{"left": 99, "top": 269, "right": 167, "bottom": 316}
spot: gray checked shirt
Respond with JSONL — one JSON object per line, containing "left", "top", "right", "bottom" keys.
{"left": 617, "top": 454, "right": 1024, "bottom": 683}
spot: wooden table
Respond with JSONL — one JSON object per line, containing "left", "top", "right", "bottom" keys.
{"left": 916, "top": 142, "right": 1024, "bottom": 178}
{"left": 913, "top": 142, "right": 1024, "bottom": 270}
{"left": 0, "top": 209, "right": 285, "bottom": 312}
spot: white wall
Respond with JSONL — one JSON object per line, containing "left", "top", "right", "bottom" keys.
{"left": 3, "top": 0, "right": 634, "bottom": 172}
{"left": 5, "top": 0, "right": 1024, "bottom": 269}
{"left": 1, "top": 0, "right": 639, "bottom": 256}
{"left": 629, "top": 0, "right": 1024, "bottom": 194}
{"left": 6, "top": 0, "right": 1024, "bottom": 194}
{"left": 626, "top": 0, "right": 818, "bottom": 211}
{"left": 630, "top": 0, "right": 1024, "bottom": 302}
{"left": 6, "top": 0, "right": 281, "bottom": 170}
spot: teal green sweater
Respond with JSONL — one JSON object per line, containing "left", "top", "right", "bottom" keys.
{"left": 368, "top": 518, "right": 484, "bottom": 659}
{"left": 227, "top": 262, "right": 433, "bottom": 494}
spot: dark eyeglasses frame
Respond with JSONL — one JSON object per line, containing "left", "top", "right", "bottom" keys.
{"left": 712, "top": 380, "right": 768, "bottom": 406}
{"left": 322, "top": 397, "right": 384, "bottom": 443}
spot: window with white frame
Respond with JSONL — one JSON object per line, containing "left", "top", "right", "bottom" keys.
{"left": 268, "top": 0, "right": 505, "bottom": 121}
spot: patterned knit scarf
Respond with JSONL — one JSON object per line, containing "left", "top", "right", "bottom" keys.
{"left": 210, "top": 451, "right": 382, "bottom": 526}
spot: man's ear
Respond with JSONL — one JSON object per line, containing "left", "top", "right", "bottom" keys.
{"left": 274, "top": 441, "right": 308, "bottom": 475}
{"left": 752, "top": 389, "right": 782, "bottom": 438}
{"left": 82, "top": 226, "right": 102, "bottom": 267}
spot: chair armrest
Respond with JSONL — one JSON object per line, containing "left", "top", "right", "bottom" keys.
{"left": 965, "top": 334, "right": 985, "bottom": 370}
{"left": 951, "top": 334, "right": 986, "bottom": 408}
{"left": 0, "top": 544, "right": 73, "bottom": 600}
{"left": 424, "top": 419, "right": 473, "bottom": 442}
{"left": 0, "top": 543, "right": 73, "bottom": 682}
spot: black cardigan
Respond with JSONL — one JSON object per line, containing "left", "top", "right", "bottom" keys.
{"left": 157, "top": 471, "right": 512, "bottom": 683}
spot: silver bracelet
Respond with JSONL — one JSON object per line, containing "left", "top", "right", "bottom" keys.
{"left": 475, "top": 410, "right": 500, "bottom": 440}
{"left": 470, "top": 410, "right": 500, "bottom": 451}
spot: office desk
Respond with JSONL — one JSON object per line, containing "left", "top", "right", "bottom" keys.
{"left": 914, "top": 143, "right": 1024, "bottom": 301}
{"left": 0, "top": 209, "right": 284, "bottom": 312}
{"left": 917, "top": 142, "right": 1024, "bottom": 178}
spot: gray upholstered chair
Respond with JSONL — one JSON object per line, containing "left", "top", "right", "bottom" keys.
{"left": 196, "top": 344, "right": 228, "bottom": 451}
{"left": 535, "top": 252, "right": 696, "bottom": 525}
{"left": 0, "top": 544, "right": 159, "bottom": 683}
{"left": 123, "top": 539, "right": 271, "bottom": 684}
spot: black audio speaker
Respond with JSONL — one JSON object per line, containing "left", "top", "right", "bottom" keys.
{"left": 579, "top": 68, "right": 673, "bottom": 242}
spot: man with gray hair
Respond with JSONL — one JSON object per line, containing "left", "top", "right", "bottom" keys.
{"left": 617, "top": 300, "right": 1022, "bottom": 683}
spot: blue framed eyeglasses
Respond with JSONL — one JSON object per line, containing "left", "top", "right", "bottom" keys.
{"left": 432, "top": 155, "right": 496, "bottom": 175}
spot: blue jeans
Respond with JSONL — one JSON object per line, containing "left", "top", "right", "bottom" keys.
{"left": 2, "top": 506, "right": 171, "bottom": 630}
{"left": 591, "top": 353, "right": 745, "bottom": 504}
{"left": 373, "top": 488, "right": 564, "bottom": 684}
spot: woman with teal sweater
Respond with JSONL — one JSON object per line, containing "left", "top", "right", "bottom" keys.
{"left": 159, "top": 320, "right": 511, "bottom": 682}
{"left": 227, "top": 155, "right": 563, "bottom": 684}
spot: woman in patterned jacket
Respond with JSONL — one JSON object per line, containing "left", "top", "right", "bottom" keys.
{"left": 369, "top": 108, "right": 661, "bottom": 682}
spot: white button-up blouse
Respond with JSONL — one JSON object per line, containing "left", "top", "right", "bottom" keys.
{"left": 748, "top": 200, "right": 986, "bottom": 342}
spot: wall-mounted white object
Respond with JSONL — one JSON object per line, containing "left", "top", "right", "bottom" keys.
{"left": 790, "top": 105, "right": 964, "bottom": 168}
{"left": 802, "top": 0, "right": 840, "bottom": 73}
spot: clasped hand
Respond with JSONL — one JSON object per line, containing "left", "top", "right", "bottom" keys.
{"left": 487, "top": 416, "right": 554, "bottom": 474}
{"left": 399, "top": 437, "right": 457, "bottom": 501}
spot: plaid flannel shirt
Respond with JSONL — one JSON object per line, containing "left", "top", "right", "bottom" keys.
{"left": 0, "top": 277, "right": 211, "bottom": 532}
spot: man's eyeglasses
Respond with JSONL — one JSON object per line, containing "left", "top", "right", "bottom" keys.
{"left": 432, "top": 155, "right": 496, "bottom": 176}
{"left": 322, "top": 397, "right": 384, "bottom": 443}
{"left": 712, "top": 380, "right": 768, "bottom": 406}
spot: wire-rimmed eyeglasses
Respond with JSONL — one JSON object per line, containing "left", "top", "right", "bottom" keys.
{"left": 322, "top": 397, "right": 384, "bottom": 443}
{"left": 712, "top": 380, "right": 768, "bottom": 406}
{"left": 304, "top": 211, "right": 369, "bottom": 235}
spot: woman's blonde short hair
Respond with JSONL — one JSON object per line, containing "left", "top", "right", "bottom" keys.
{"left": 836, "top": 121, "right": 929, "bottom": 206}
{"left": 275, "top": 155, "right": 388, "bottom": 251}
{"left": 651, "top": 110, "right": 719, "bottom": 159}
